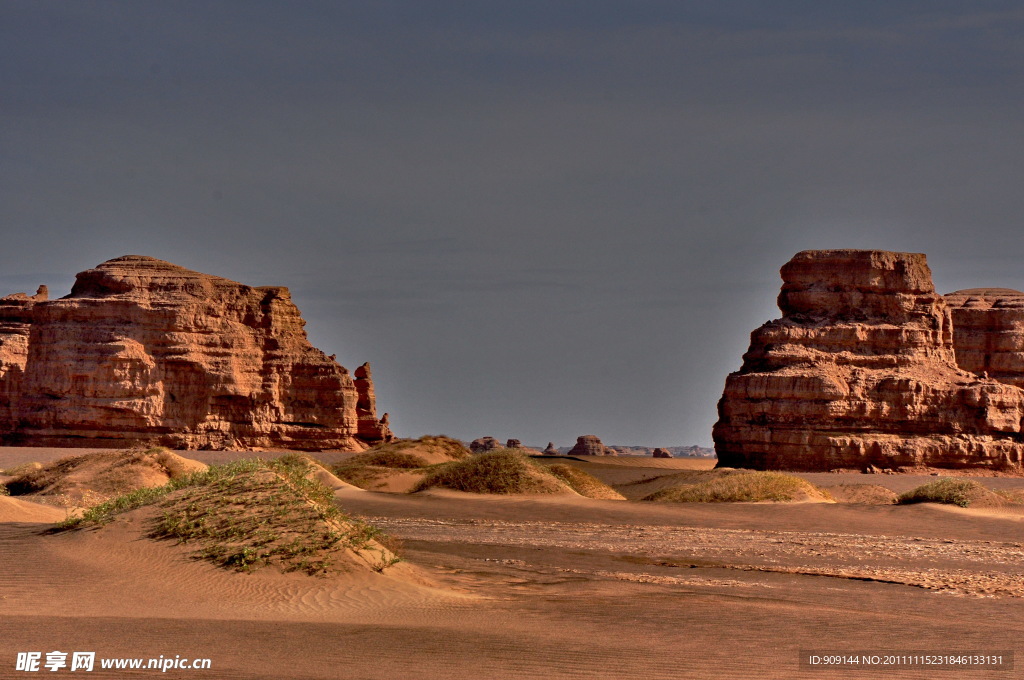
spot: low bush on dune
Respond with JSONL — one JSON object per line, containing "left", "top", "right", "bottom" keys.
{"left": 332, "top": 436, "right": 471, "bottom": 490}
{"left": 360, "top": 435, "right": 470, "bottom": 463}
{"left": 331, "top": 454, "right": 427, "bottom": 491}
{"left": 413, "top": 449, "right": 569, "bottom": 495}
{"left": 644, "top": 471, "right": 832, "bottom": 503}
{"left": 897, "top": 479, "right": 1017, "bottom": 508}
{"left": 1, "top": 461, "right": 43, "bottom": 477}
{"left": 58, "top": 457, "right": 399, "bottom": 575}
{"left": 5, "top": 447, "right": 205, "bottom": 504}
{"left": 330, "top": 464, "right": 401, "bottom": 490}
{"left": 344, "top": 450, "right": 430, "bottom": 469}
{"left": 544, "top": 464, "right": 625, "bottom": 500}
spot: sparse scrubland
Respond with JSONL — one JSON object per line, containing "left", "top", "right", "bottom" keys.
{"left": 1, "top": 461, "right": 43, "bottom": 477}
{"left": 643, "top": 470, "right": 833, "bottom": 503}
{"left": 4, "top": 447, "right": 205, "bottom": 505}
{"left": 413, "top": 449, "right": 572, "bottom": 494}
{"left": 358, "top": 435, "right": 471, "bottom": 463}
{"left": 898, "top": 478, "right": 1023, "bottom": 508}
{"left": 57, "top": 456, "right": 398, "bottom": 575}
{"left": 332, "top": 435, "right": 470, "bottom": 490}
{"left": 542, "top": 463, "right": 625, "bottom": 500}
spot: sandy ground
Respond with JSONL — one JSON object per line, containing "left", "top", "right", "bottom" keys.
{"left": 3, "top": 448, "right": 1024, "bottom": 678}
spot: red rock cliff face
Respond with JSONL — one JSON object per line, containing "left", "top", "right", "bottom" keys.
{"left": 946, "top": 289, "right": 1024, "bottom": 389}
{"left": 714, "top": 250, "right": 1024, "bottom": 472}
{"left": 0, "top": 256, "right": 392, "bottom": 451}
{"left": 0, "top": 286, "right": 48, "bottom": 429}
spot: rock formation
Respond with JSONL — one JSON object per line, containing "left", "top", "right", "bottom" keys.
{"left": 543, "top": 442, "right": 559, "bottom": 455}
{"left": 567, "top": 435, "right": 613, "bottom": 457}
{"left": 945, "top": 289, "right": 1024, "bottom": 389}
{"left": 505, "top": 439, "right": 523, "bottom": 448}
{"left": 652, "top": 448, "right": 672, "bottom": 458}
{"left": 714, "top": 249, "right": 1024, "bottom": 472}
{"left": 0, "top": 256, "right": 393, "bottom": 451}
{"left": 470, "top": 436, "right": 501, "bottom": 453}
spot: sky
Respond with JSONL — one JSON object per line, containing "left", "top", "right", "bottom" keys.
{"left": 3, "top": 1, "right": 1024, "bottom": 447}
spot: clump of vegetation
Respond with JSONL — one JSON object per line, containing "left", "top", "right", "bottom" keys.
{"left": 331, "top": 436, "right": 471, "bottom": 490}
{"left": 1, "top": 461, "right": 43, "bottom": 477}
{"left": 544, "top": 464, "right": 625, "bottom": 500}
{"left": 414, "top": 449, "right": 569, "bottom": 495}
{"left": 361, "top": 435, "right": 470, "bottom": 462}
{"left": 5, "top": 447, "right": 204, "bottom": 504}
{"left": 330, "top": 464, "right": 399, "bottom": 490}
{"left": 897, "top": 478, "right": 1015, "bottom": 508}
{"left": 58, "top": 457, "right": 399, "bottom": 575}
{"left": 644, "top": 471, "right": 832, "bottom": 503}
{"left": 344, "top": 451, "right": 430, "bottom": 469}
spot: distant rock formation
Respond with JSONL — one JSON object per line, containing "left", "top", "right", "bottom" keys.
{"left": 714, "top": 249, "right": 1024, "bottom": 472}
{"left": 543, "top": 442, "right": 559, "bottom": 455}
{"left": 567, "top": 435, "right": 613, "bottom": 457}
{"left": 470, "top": 436, "right": 502, "bottom": 453}
{"left": 652, "top": 448, "right": 672, "bottom": 458}
{"left": 0, "top": 256, "right": 393, "bottom": 451}
{"left": 505, "top": 439, "right": 522, "bottom": 448}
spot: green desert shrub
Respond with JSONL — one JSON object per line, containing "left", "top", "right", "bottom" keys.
{"left": 414, "top": 449, "right": 568, "bottom": 495}
{"left": 897, "top": 479, "right": 1011, "bottom": 508}
{"left": 644, "top": 471, "right": 832, "bottom": 503}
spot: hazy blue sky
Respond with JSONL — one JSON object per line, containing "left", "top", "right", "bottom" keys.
{"left": 3, "top": 1, "right": 1024, "bottom": 446}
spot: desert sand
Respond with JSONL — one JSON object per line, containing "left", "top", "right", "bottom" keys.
{"left": 3, "top": 450, "right": 1023, "bottom": 679}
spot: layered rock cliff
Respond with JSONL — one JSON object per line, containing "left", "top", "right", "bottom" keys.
{"left": 946, "top": 289, "right": 1024, "bottom": 389}
{"left": 714, "top": 250, "right": 1024, "bottom": 472}
{"left": 0, "top": 256, "right": 392, "bottom": 451}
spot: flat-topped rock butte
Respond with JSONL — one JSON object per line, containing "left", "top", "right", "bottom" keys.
{"left": 715, "top": 249, "right": 1024, "bottom": 472}
{"left": 0, "top": 255, "right": 392, "bottom": 450}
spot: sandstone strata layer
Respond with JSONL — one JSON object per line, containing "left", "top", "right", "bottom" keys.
{"left": 0, "top": 256, "right": 392, "bottom": 451}
{"left": 714, "top": 250, "right": 1024, "bottom": 472}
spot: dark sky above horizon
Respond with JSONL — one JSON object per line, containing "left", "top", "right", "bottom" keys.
{"left": 3, "top": 1, "right": 1024, "bottom": 447}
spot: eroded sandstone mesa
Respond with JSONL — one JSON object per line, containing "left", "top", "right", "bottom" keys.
{"left": 0, "top": 256, "right": 393, "bottom": 451}
{"left": 470, "top": 436, "right": 501, "bottom": 453}
{"left": 714, "top": 249, "right": 1024, "bottom": 472}
{"left": 567, "top": 435, "right": 613, "bottom": 457}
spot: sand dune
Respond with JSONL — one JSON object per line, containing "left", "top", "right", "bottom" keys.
{"left": 4, "top": 448, "right": 207, "bottom": 504}
{"left": 0, "top": 496, "right": 64, "bottom": 523}
{"left": 4, "top": 448, "right": 1024, "bottom": 678}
